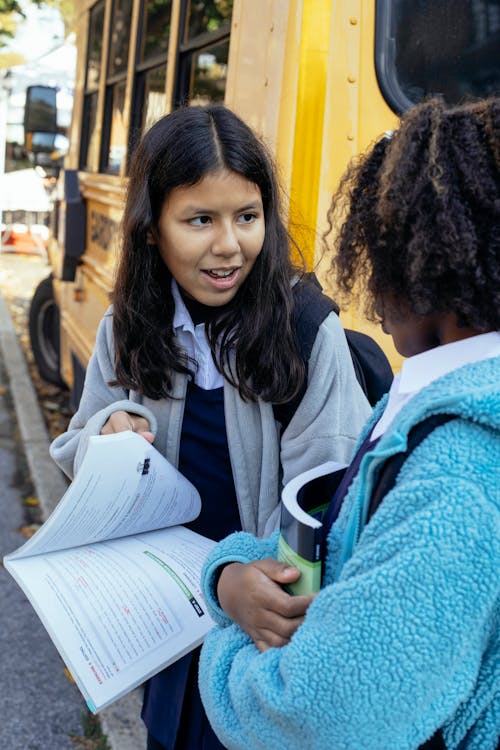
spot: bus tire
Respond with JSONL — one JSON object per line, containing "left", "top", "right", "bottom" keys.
{"left": 29, "top": 275, "right": 66, "bottom": 388}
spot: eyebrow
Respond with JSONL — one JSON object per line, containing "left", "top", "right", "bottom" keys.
{"left": 183, "top": 202, "right": 262, "bottom": 214}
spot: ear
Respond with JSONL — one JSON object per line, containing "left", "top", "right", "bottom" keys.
{"left": 146, "top": 228, "right": 156, "bottom": 245}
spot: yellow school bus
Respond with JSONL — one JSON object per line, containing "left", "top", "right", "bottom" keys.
{"left": 28, "top": 0, "right": 500, "bottom": 406}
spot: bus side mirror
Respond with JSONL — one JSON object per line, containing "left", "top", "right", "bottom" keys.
{"left": 24, "top": 85, "right": 58, "bottom": 154}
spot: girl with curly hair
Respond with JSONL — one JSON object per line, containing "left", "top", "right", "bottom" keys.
{"left": 197, "top": 97, "right": 500, "bottom": 750}
{"left": 49, "top": 104, "right": 370, "bottom": 749}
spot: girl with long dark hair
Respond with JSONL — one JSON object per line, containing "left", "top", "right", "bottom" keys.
{"left": 50, "top": 104, "right": 370, "bottom": 749}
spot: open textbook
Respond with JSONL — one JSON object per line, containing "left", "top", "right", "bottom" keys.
{"left": 278, "top": 461, "right": 347, "bottom": 595}
{"left": 3, "top": 430, "right": 216, "bottom": 714}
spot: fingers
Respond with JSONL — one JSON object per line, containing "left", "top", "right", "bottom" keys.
{"left": 254, "top": 615, "right": 307, "bottom": 652}
{"left": 217, "top": 560, "right": 315, "bottom": 651}
{"left": 251, "top": 559, "right": 314, "bottom": 617}
{"left": 100, "top": 410, "right": 153, "bottom": 438}
{"left": 253, "top": 557, "right": 301, "bottom": 584}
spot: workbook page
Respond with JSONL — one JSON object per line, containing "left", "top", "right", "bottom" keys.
{"left": 7, "top": 431, "right": 201, "bottom": 558}
{"left": 5, "top": 525, "right": 215, "bottom": 713}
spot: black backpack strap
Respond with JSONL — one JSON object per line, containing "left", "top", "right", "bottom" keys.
{"left": 368, "top": 413, "right": 457, "bottom": 522}
{"left": 290, "top": 274, "right": 339, "bottom": 365}
{"left": 273, "top": 273, "right": 393, "bottom": 431}
{"left": 344, "top": 328, "right": 394, "bottom": 407}
{"left": 273, "top": 275, "right": 337, "bottom": 431}
{"left": 418, "top": 730, "right": 447, "bottom": 749}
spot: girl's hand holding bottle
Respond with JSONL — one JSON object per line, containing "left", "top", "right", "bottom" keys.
{"left": 217, "top": 559, "right": 316, "bottom": 652}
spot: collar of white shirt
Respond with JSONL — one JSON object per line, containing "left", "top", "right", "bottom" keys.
{"left": 171, "top": 279, "right": 224, "bottom": 389}
{"left": 172, "top": 278, "right": 196, "bottom": 334}
{"left": 371, "top": 331, "right": 500, "bottom": 440}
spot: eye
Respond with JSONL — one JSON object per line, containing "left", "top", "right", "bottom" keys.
{"left": 237, "top": 212, "right": 257, "bottom": 224}
{"left": 189, "top": 215, "right": 211, "bottom": 226}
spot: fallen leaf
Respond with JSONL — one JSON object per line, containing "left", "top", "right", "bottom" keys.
{"left": 22, "top": 496, "right": 40, "bottom": 507}
{"left": 18, "top": 523, "right": 42, "bottom": 538}
{"left": 42, "top": 400, "right": 61, "bottom": 411}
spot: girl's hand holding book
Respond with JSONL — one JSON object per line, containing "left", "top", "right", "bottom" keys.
{"left": 217, "top": 559, "right": 316, "bottom": 652}
{"left": 100, "top": 410, "right": 155, "bottom": 443}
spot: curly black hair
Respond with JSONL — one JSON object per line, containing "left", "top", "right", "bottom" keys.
{"left": 325, "top": 97, "right": 500, "bottom": 332}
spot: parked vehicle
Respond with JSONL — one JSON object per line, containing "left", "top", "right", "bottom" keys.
{"left": 25, "top": 0, "right": 500, "bottom": 407}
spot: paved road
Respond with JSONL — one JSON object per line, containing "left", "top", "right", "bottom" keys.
{"left": 0, "top": 284, "right": 147, "bottom": 750}
{"left": 0, "top": 353, "right": 85, "bottom": 750}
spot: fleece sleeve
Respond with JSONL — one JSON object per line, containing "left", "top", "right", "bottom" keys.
{"left": 280, "top": 312, "right": 372, "bottom": 487}
{"left": 49, "top": 312, "right": 157, "bottom": 478}
{"left": 198, "top": 427, "right": 500, "bottom": 750}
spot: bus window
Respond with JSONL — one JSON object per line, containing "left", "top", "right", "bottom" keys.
{"left": 108, "top": 0, "right": 134, "bottom": 77}
{"left": 80, "top": 0, "right": 105, "bottom": 170}
{"left": 185, "top": 0, "right": 233, "bottom": 37}
{"left": 87, "top": 0, "right": 105, "bottom": 88}
{"left": 101, "top": 0, "right": 134, "bottom": 173}
{"left": 104, "top": 79, "right": 127, "bottom": 174}
{"left": 142, "top": 65, "right": 168, "bottom": 133}
{"left": 189, "top": 41, "right": 230, "bottom": 104}
{"left": 376, "top": 0, "right": 500, "bottom": 113}
{"left": 131, "top": 0, "right": 171, "bottom": 142}
{"left": 130, "top": 0, "right": 233, "bottom": 158}
{"left": 175, "top": 0, "right": 233, "bottom": 105}
{"left": 140, "top": 0, "right": 171, "bottom": 60}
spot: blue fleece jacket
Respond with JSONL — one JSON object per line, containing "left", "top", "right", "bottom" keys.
{"left": 198, "top": 355, "right": 500, "bottom": 750}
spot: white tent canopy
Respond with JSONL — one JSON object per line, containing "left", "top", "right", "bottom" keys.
{"left": 0, "top": 168, "right": 51, "bottom": 212}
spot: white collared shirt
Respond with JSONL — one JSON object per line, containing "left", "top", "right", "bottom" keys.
{"left": 371, "top": 331, "right": 500, "bottom": 440}
{"left": 171, "top": 279, "right": 224, "bottom": 390}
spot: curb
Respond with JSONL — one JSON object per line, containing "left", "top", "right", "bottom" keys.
{"left": 0, "top": 289, "right": 147, "bottom": 750}
{"left": 0, "top": 291, "right": 68, "bottom": 516}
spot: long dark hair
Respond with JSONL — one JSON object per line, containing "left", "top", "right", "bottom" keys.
{"left": 326, "top": 97, "right": 500, "bottom": 332}
{"left": 112, "top": 104, "right": 305, "bottom": 402}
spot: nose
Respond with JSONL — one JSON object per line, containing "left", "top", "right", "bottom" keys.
{"left": 212, "top": 221, "right": 240, "bottom": 256}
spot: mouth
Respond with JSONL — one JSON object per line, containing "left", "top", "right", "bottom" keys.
{"left": 202, "top": 268, "right": 239, "bottom": 279}
{"left": 201, "top": 267, "right": 241, "bottom": 290}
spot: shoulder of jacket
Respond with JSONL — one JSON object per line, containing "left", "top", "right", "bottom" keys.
{"left": 95, "top": 306, "right": 115, "bottom": 353}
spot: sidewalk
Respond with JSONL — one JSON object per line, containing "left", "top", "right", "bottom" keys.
{"left": 0, "top": 288, "right": 147, "bottom": 750}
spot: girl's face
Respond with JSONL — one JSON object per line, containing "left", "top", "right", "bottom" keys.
{"left": 155, "top": 169, "right": 265, "bottom": 306}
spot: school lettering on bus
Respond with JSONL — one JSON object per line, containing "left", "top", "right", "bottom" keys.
{"left": 89, "top": 209, "right": 118, "bottom": 252}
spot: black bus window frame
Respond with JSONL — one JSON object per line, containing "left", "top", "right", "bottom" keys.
{"left": 174, "top": 0, "right": 232, "bottom": 107}
{"left": 140, "top": 0, "right": 172, "bottom": 62}
{"left": 126, "top": 0, "right": 172, "bottom": 169}
{"left": 100, "top": 0, "right": 134, "bottom": 174}
{"left": 375, "top": 0, "right": 500, "bottom": 115}
{"left": 128, "top": 1, "right": 234, "bottom": 167}
{"left": 80, "top": 0, "right": 106, "bottom": 171}
{"left": 184, "top": 0, "right": 233, "bottom": 40}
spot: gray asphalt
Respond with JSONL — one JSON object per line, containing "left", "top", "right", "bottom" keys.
{"left": 0, "top": 289, "right": 146, "bottom": 750}
{"left": 0, "top": 338, "right": 85, "bottom": 749}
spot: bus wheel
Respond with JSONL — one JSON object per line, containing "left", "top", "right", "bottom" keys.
{"left": 29, "top": 275, "right": 66, "bottom": 387}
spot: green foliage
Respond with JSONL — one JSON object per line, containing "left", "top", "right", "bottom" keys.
{"left": 69, "top": 710, "right": 112, "bottom": 750}
{"left": 0, "top": 0, "right": 44, "bottom": 17}
{"left": 0, "top": 0, "right": 45, "bottom": 49}
{"left": 187, "top": 0, "right": 233, "bottom": 37}
{"left": 0, "top": 0, "right": 24, "bottom": 19}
